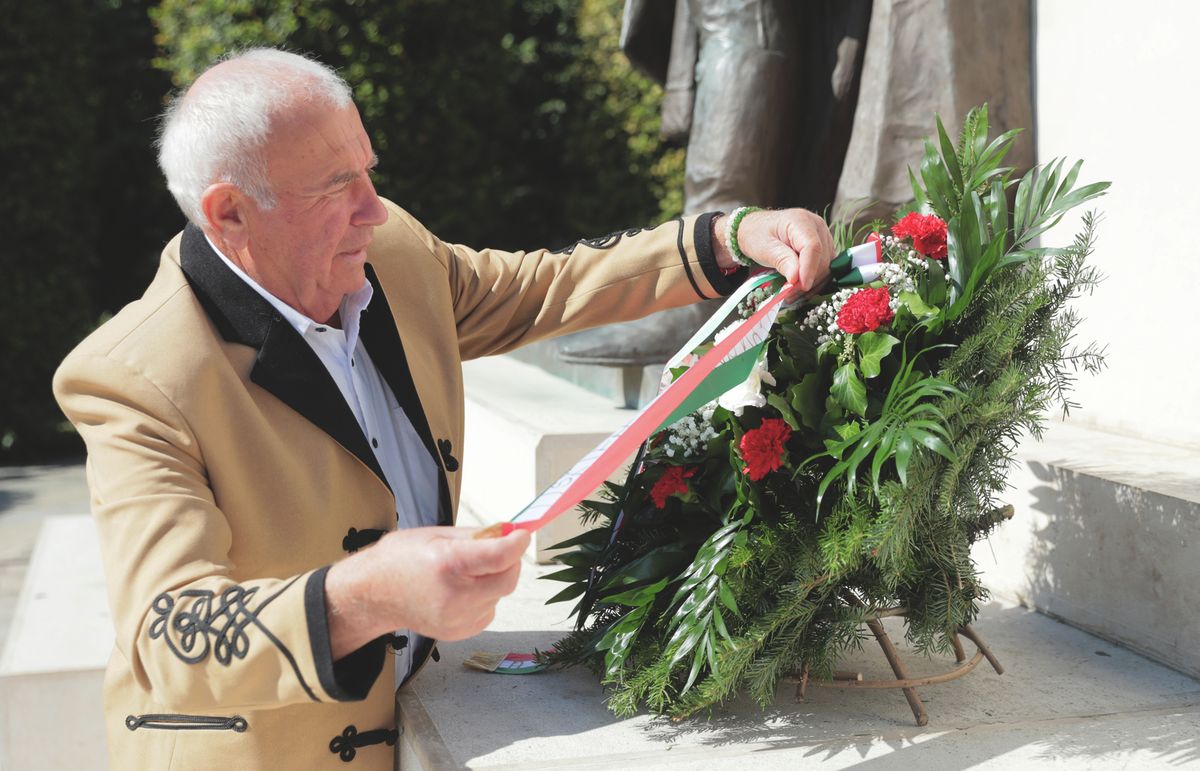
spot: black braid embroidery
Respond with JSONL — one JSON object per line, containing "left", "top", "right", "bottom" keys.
{"left": 147, "top": 586, "right": 261, "bottom": 666}
{"left": 549, "top": 227, "right": 644, "bottom": 255}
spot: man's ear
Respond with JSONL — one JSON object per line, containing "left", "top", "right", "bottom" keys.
{"left": 200, "top": 183, "right": 250, "bottom": 251}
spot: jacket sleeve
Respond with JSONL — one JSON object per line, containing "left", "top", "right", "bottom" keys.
{"left": 385, "top": 200, "right": 746, "bottom": 361}
{"left": 52, "top": 354, "right": 382, "bottom": 712}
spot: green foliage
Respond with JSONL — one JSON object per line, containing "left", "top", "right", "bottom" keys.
{"left": 813, "top": 344, "right": 959, "bottom": 505}
{"left": 5, "top": 0, "right": 683, "bottom": 461}
{"left": 544, "top": 105, "right": 1108, "bottom": 719}
{"left": 660, "top": 512, "right": 749, "bottom": 693}
{"left": 0, "top": 0, "right": 176, "bottom": 462}
{"left": 151, "top": 0, "right": 684, "bottom": 250}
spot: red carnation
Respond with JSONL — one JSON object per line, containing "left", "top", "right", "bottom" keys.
{"left": 649, "top": 465, "right": 696, "bottom": 508}
{"left": 836, "top": 287, "right": 894, "bottom": 334}
{"left": 892, "top": 212, "right": 948, "bottom": 260}
{"left": 739, "top": 418, "right": 792, "bottom": 481}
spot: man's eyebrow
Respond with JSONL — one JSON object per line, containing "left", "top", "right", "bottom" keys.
{"left": 323, "top": 154, "right": 379, "bottom": 189}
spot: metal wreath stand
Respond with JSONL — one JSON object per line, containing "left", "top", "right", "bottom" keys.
{"left": 792, "top": 606, "right": 1005, "bottom": 726}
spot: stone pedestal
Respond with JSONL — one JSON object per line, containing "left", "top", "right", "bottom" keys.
{"left": 972, "top": 420, "right": 1200, "bottom": 679}
{"left": 0, "top": 515, "right": 111, "bottom": 770}
{"left": 459, "top": 356, "right": 638, "bottom": 563}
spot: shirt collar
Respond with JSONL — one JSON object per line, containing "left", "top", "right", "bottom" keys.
{"left": 204, "top": 234, "right": 373, "bottom": 349}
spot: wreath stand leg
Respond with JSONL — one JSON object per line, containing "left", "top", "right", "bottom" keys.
{"left": 793, "top": 610, "right": 1004, "bottom": 727}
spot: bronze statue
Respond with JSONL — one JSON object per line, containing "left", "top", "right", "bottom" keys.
{"left": 557, "top": 0, "right": 1033, "bottom": 403}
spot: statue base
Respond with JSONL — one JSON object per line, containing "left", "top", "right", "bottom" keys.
{"left": 510, "top": 303, "right": 724, "bottom": 409}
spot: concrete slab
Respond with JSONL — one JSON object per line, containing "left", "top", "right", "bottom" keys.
{"left": 0, "top": 514, "right": 110, "bottom": 770}
{"left": 461, "top": 356, "right": 636, "bottom": 562}
{"left": 399, "top": 559, "right": 1200, "bottom": 770}
{"left": 974, "top": 420, "right": 1200, "bottom": 679}
{"left": 0, "top": 464, "right": 88, "bottom": 655}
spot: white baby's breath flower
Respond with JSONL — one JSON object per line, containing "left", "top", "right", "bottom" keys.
{"left": 663, "top": 401, "right": 720, "bottom": 457}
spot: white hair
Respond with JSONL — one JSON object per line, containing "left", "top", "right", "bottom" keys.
{"left": 157, "top": 48, "right": 353, "bottom": 225}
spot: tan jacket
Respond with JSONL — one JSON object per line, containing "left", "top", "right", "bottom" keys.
{"left": 53, "top": 200, "right": 738, "bottom": 769}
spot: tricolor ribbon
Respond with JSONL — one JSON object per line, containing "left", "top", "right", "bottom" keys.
{"left": 488, "top": 273, "right": 788, "bottom": 536}
{"left": 831, "top": 236, "right": 885, "bottom": 286}
{"left": 479, "top": 242, "right": 880, "bottom": 539}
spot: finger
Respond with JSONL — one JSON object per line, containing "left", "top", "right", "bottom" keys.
{"left": 470, "top": 608, "right": 496, "bottom": 634}
{"left": 437, "top": 526, "right": 476, "bottom": 539}
{"left": 470, "top": 522, "right": 511, "bottom": 540}
{"left": 797, "top": 220, "right": 834, "bottom": 291}
{"left": 447, "top": 529, "right": 530, "bottom": 577}
{"left": 471, "top": 561, "right": 522, "bottom": 599}
{"left": 762, "top": 241, "right": 800, "bottom": 285}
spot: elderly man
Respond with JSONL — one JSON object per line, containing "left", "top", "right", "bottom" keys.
{"left": 53, "top": 49, "right": 832, "bottom": 769}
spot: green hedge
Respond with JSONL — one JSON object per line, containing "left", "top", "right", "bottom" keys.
{"left": 0, "top": 0, "right": 176, "bottom": 463}
{"left": 0, "top": 0, "right": 681, "bottom": 463}
{"left": 151, "top": 0, "right": 683, "bottom": 249}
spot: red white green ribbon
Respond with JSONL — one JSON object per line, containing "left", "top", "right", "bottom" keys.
{"left": 500, "top": 273, "right": 790, "bottom": 534}
{"left": 831, "top": 239, "right": 885, "bottom": 286}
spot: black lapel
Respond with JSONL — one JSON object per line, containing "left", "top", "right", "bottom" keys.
{"left": 178, "top": 224, "right": 391, "bottom": 493}
{"left": 359, "top": 264, "right": 453, "bottom": 526}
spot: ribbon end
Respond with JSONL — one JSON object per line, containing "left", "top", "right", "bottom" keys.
{"left": 473, "top": 522, "right": 517, "bottom": 539}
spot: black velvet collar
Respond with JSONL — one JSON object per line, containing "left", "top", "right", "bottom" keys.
{"left": 179, "top": 223, "right": 452, "bottom": 525}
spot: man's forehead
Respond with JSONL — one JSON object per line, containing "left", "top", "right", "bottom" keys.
{"left": 265, "top": 103, "right": 373, "bottom": 188}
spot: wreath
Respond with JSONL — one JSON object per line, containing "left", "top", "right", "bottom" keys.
{"left": 541, "top": 106, "right": 1108, "bottom": 719}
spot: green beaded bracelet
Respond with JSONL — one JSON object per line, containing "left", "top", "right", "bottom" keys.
{"left": 726, "top": 205, "right": 762, "bottom": 267}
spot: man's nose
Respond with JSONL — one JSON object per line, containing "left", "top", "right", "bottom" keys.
{"left": 353, "top": 176, "right": 389, "bottom": 227}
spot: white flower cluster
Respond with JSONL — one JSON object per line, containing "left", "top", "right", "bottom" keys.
{"left": 663, "top": 402, "right": 719, "bottom": 458}
{"left": 735, "top": 284, "right": 774, "bottom": 319}
{"left": 876, "top": 262, "right": 916, "bottom": 295}
{"left": 878, "top": 233, "right": 929, "bottom": 272}
{"left": 802, "top": 287, "right": 857, "bottom": 347}
{"left": 800, "top": 232, "right": 937, "bottom": 347}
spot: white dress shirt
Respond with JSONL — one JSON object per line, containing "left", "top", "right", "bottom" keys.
{"left": 207, "top": 237, "right": 439, "bottom": 685}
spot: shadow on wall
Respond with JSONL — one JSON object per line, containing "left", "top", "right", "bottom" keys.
{"left": 1022, "top": 460, "right": 1200, "bottom": 681}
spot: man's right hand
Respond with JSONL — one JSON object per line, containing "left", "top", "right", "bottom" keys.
{"left": 323, "top": 525, "right": 530, "bottom": 659}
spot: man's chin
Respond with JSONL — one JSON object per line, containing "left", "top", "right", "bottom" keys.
{"left": 334, "top": 262, "right": 369, "bottom": 296}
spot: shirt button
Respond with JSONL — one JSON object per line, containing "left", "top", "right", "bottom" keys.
{"left": 351, "top": 358, "right": 356, "bottom": 367}
{"left": 315, "top": 326, "right": 327, "bottom": 332}
{"left": 371, "top": 438, "right": 379, "bottom": 448}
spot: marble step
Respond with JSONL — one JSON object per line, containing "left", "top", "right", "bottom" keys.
{"left": 0, "top": 514, "right": 110, "bottom": 770}
{"left": 972, "top": 420, "right": 1200, "bottom": 679}
{"left": 459, "top": 355, "right": 639, "bottom": 563}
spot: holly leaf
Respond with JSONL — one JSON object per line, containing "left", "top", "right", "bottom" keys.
{"left": 832, "top": 363, "right": 868, "bottom": 417}
{"left": 856, "top": 332, "right": 900, "bottom": 379}
{"left": 766, "top": 393, "right": 799, "bottom": 430}
{"left": 834, "top": 421, "right": 862, "bottom": 442}
{"left": 789, "top": 373, "right": 827, "bottom": 431}
{"left": 898, "top": 291, "right": 936, "bottom": 319}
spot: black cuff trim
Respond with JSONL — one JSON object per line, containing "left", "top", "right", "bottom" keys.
{"left": 305, "top": 567, "right": 386, "bottom": 702}
{"left": 676, "top": 217, "right": 709, "bottom": 300}
{"left": 694, "top": 212, "right": 747, "bottom": 296}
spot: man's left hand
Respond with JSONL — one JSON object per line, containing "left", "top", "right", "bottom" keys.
{"left": 713, "top": 208, "right": 834, "bottom": 293}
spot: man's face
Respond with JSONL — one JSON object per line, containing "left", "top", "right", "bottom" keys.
{"left": 238, "top": 102, "right": 388, "bottom": 322}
